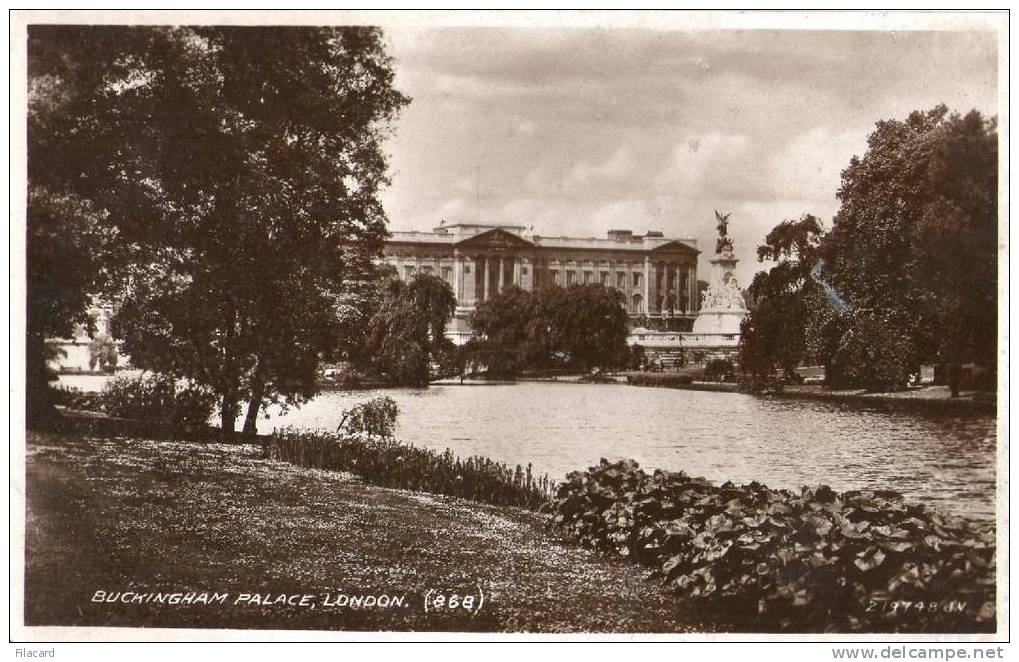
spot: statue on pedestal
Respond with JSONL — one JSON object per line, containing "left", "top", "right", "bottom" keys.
{"left": 692, "top": 211, "right": 747, "bottom": 338}
{"left": 714, "top": 210, "right": 734, "bottom": 255}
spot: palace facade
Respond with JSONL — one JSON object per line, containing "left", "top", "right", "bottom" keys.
{"left": 382, "top": 223, "right": 700, "bottom": 343}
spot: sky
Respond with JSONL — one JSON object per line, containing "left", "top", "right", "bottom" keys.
{"left": 377, "top": 27, "right": 998, "bottom": 283}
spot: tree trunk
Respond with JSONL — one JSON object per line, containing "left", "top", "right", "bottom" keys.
{"left": 242, "top": 368, "right": 265, "bottom": 436}
{"left": 220, "top": 304, "right": 240, "bottom": 437}
{"left": 949, "top": 362, "right": 961, "bottom": 398}
{"left": 26, "top": 332, "right": 57, "bottom": 429}
{"left": 221, "top": 390, "right": 239, "bottom": 436}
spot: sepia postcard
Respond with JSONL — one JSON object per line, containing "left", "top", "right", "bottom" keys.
{"left": 8, "top": 9, "right": 1010, "bottom": 653}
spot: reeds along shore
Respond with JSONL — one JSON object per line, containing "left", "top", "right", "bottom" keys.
{"left": 265, "top": 428, "right": 554, "bottom": 510}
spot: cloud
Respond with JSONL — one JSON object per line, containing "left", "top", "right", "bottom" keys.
{"left": 659, "top": 132, "right": 755, "bottom": 198}
{"left": 516, "top": 119, "right": 538, "bottom": 135}
{"left": 766, "top": 127, "right": 868, "bottom": 213}
{"left": 379, "top": 26, "right": 998, "bottom": 284}
{"left": 563, "top": 147, "right": 636, "bottom": 189}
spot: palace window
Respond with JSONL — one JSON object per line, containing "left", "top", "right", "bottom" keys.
{"left": 405, "top": 266, "right": 416, "bottom": 278}
{"left": 631, "top": 293, "right": 644, "bottom": 314}
{"left": 632, "top": 272, "right": 642, "bottom": 288}
{"left": 600, "top": 271, "right": 609, "bottom": 286}
{"left": 583, "top": 271, "right": 593, "bottom": 284}
{"left": 422, "top": 266, "right": 434, "bottom": 275}
{"left": 616, "top": 272, "right": 626, "bottom": 288}
{"left": 566, "top": 270, "right": 577, "bottom": 285}
{"left": 549, "top": 269, "right": 559, "bottom": 285}
{"left": 441, "top": 266, "right": 452, "bottom": 283}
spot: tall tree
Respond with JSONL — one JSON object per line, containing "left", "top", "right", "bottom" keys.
{"left": 366, "top": 273, "right": 457, "bottom": 386}
{"left": 739, "top": 215, "right": 825, "bottom": 382}
{"left": 468, "top": 285, "right": 543, "bottom": 377}
{"left": 28, "top": 26, "right": 409, "bottom": 432}
{"left": 555, "top": 284, "right": 631, "bottom": 370}
{"left": 468, "top": 284, "right": 630, "bottom": 375}
{"left": 820, "top": 105, "right": 997, "bottom": 394}
{"left": 26, "top": 28, "right": 128, "bottom": 425}
{"left": 24, "top": 190, "right": 114, "bottom": 425}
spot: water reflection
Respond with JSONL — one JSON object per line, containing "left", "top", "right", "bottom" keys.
{"left": 264, "top": 383, "right": 997, "bottom": 522}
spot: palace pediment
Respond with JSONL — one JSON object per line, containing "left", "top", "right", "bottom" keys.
{"left": 649, "top": 240, "right": 700, "bottom": 255}
{"left": 454, "top": 228, "right": 535, "bottom": 251}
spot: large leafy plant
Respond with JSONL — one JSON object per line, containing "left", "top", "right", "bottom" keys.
{"left": 552, "top": 459, "right": 995, "bottom": 632}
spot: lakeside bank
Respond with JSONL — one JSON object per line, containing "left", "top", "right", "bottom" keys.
{"left": 770, "top": 384, "right": 996, "bottom": 414}
{"left": 25, "top": 419, "right": 995, "bottom": 633}
{"left": 23, "top": 429, "right": 721, "bottom": 632}
{"left": 622, "top": 372, "right": 995, "bottom": 414}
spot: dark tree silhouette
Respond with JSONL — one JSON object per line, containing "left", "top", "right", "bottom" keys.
{"left": 27, "top": 26, "right": 409, "bottom": 432}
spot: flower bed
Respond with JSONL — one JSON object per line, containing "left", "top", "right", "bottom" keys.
{"left": 264, "top": 428, "right": 554, "bottom": 510}
{"left": 550, "top": 459, "right": 995, "bottom": 632}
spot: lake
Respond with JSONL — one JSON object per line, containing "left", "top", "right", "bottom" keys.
{"left": 265, "top": 382, "right": 996, "bottom": 521}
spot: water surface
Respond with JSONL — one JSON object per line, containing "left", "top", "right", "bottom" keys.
{"left": 264, "top": 383, "right": 997, "bottom": 521}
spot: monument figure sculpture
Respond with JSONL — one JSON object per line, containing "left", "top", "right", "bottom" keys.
{"left": 692, "top": 211, "right": 747, "bottom": 335}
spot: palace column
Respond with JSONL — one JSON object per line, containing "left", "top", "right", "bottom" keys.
{"left": 688, "top": 263, "right": 697, "bottom": 312}
{"left": 658, "top": 261, "right": 667, "bottom": 313}
{"left": 648, "top": 261, "right": 656, "bottom": 314}
{"left": 462, "top": 256, "right": 475, "bottom": 305}
{"left": 513, "top": 258, "right": 522, "bottom": 288}
{"left": 643, "top": 256, "right": 650, "bottom": 315}
{"left": 453, "top": 251, "right": 463, "bottom": 304}
{"left": 482, "top": 256, "right": 490, "bottom": 302}
{"left": 674, "top": 263, "right": 681, "bottom": 311}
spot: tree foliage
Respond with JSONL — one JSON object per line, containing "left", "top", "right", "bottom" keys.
{"left": 24, "top": 188, "right": 116, "bottom": 424}
{"left": 740, "top": 106, "right": 997, "bottom": 394}
{"left": 468, "top": 284, "right": 630, "bottom": 377}
{"left": 739, "top": 215, "right": 825, "bottom": 382}
{"left": 27, "top": 26, "right": 409, "bottom": 431}
{"left": 338, "top": 396, "right": 399, "bottom": 438}
{"left": 366, "top": 273, "right": 457, "bottom": 386}
{"left": 820, "top": 105, "right": 998, "bottom": 393}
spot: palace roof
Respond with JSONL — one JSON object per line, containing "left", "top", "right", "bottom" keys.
{"left": 387, "top": 223, "right": 699, "bottom": 254}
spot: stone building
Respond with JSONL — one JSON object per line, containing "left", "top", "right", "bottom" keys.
{"left": 382, "top": 222, "right": 700, "bottom": 343}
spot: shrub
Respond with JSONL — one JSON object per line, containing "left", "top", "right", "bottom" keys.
{"left": 628, "top": 344, "right": 647, "bottom": 371}
{"left": 829, "top": 309, "right": 916, "bottom": 392}
{"left": 463, "top": 338, "right": 523, "bottom": 380}
{"left": 551, "top": 459, "right": 995, "bottom": 632}
{"left": 738, "top": 373, "right": 784, "bottom": 394}
{"left": 338, "top": 396, "right": 399, "bottom": 438}
{"left": 98, "top": 373, "right": 217, "bottom": 430}
{"left": 627, "top": 373, "right": 694, "bottom": 388}
{"left": 265, "top": 427, "right": 554, "bottom": 510}
{"left": 54, "top": 387, "right": 103, "bottom": 412}
{"left": 704, "top": 358, "right": 735, "bottom": 382}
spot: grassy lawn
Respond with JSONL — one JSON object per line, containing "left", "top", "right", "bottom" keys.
{"left": 24, "top": 431, "right": 721, "bottom": 633}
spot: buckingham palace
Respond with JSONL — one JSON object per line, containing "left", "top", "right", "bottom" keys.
{"left": 382, "top": 222, "right": 701, "bottom": 343}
